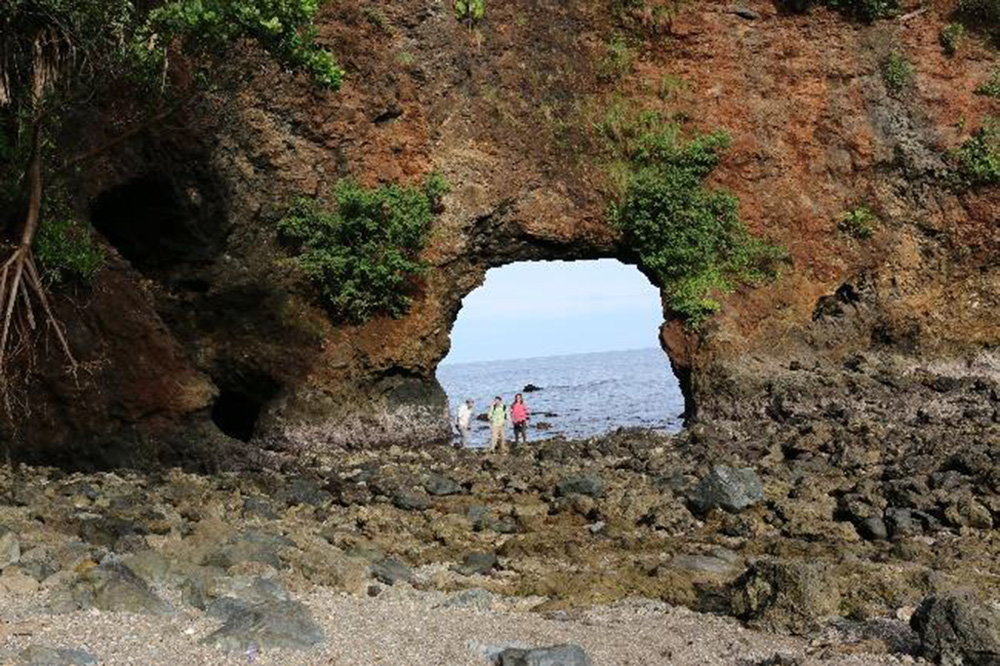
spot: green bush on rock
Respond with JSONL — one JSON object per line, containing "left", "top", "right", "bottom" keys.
{"left": 606, "top": 110, "right": 784, "bottom": 325}
{"left": 951, "top": 119, "right": 1000, "bottom": 187}
{"left": 881, "top": 50, "right": 913, "bottom": 95}
{"left": 278, "top": 176, "right": 449, "bottom": 323}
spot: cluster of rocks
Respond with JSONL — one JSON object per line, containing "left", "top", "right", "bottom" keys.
{"left": 3, "top": 423, "right": 1000, "bottom": 662}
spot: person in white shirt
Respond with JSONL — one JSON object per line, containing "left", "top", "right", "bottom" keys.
{"left": 455, "top": 399, "right": 474, "bottom": 448}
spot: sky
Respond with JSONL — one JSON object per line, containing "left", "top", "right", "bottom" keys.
{"left": 440, "top": 259, "right": 665, "bottom": 364}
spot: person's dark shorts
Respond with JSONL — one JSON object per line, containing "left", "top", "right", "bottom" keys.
{"left": 513, "top": 421, "right": 528, "bottom": 436}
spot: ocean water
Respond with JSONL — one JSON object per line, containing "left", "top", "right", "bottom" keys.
{"left": 436, "top": 347, "right": 685, "bottom": 447}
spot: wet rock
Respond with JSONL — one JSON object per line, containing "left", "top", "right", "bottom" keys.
{"left": 17, "top": 646, "right": 98, "bottom": 666}
{"left": 68, "top": 561, "right": 172, "bottom": 615}
{"left": 522, "top": 384, "right": 542, "bottom": 393}
{"left": 453, "top": 551, "right": 498, "bottom": 576}
{"left": 202, "top": 600, "right": 324, "bottom": 651}
{"left": 371, "top": 557, "right": 413, "bottom": 585}
{"left": 555, "top": 476, "right": 605, "bottom": 499}
{"left": 0, "top": 531, "right": 20, "bottom": 568}
{"left": 911, "top": 589, "right": 1000, "bottom": 665}
{"left": 424, "top": 474, "right": 462, "bottom": 496}
{"left": 690, "top": 466, "right": 763, "bottom": 514}
{"left": 495, "top": 644, "right": 592, "bottom": 666}
{"left": 393, "top": 489, "right": 431, "bottom": 511}
{"left": 731, "top": 560, "right": 841, "bottom": 635}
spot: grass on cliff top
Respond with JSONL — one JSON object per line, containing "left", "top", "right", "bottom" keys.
{"left": 600, "top": 105, "right": 785, "bottom": 326}
{"left": 278, "top": 175, "right": 449, "bottom": 323}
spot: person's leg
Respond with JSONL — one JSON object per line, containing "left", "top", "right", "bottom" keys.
{"left": 461, "top": 426, "right": 469, "bottom": 448}
{"left": 490, "top": 425, "right": 499, "bottom": 451}
{"left": 499, "top": 427, "right": 507, "bottom": 453}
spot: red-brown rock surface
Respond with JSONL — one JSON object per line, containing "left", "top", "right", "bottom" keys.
{"left": 7, "top": 0, "right": 1000, "bottom": 464}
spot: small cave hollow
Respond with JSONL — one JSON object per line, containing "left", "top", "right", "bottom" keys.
{"left": 209, "top": 369, "right": 281, "bottom": 442}
{"left": 90, "top": 174, "right": 224, "bottom": 276}
{"left": 436, "top": 258, "right": 686, "bottom": 447}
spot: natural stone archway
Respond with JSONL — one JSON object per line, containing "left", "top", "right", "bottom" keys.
{"left": 436, "top": 258, "right": 686, "bottom": 444}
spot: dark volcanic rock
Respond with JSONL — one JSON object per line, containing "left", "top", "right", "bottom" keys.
{"left": 555, "top": 476, "right": 605, "bottom": 499}
{"left": 496, "top": 644, "right": 592, "bottom": 666}
{"left": 424, "top": 474, "right": 462, "bottom": 497}
{"left": 911, "top": 590, "right": 1000, "bottom": 666}
{"left": 393, "top": 489, "right": 431, "bottom": 511}
{"left": 522, "top": 384, "right": 543, "bottom": 393}
{"left": 453, "top": 552, "right": 498, "bottom": 576}
{"left": 371, "top": 558, "right": 413, "bottom": 585}
{"left": 201, "top": 600, "right": 324, "bottom": 651}
{"left": 690, "top": 466, "right": 764, "bottom": 514}
{"left": 858, "top": 516, "right": 889, "bottom": 541}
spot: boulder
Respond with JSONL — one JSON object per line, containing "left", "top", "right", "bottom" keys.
{"left": 690, "top": 466, "right": 763, "bottom": 514}
{"left": 911, "top": 589, "right": 1000, "bottom": 665}
{"left": 555, "top": 476, "right": 605, "bottom": 499}
{"left": 201, "top": 600, "right": 324, "bottom": 651}
{"left": 371, "top": 558, "right": 413, "bottom": 585}
{"left": 392, "top": 489, "right": 431, "bottom": 511}
{"left": 858, "top": 516, "right": 888, "bottom": 541}
{"left": 424, "top": 474, "right": 462, "bottom": 497}
{"left": 496, "top": 644, "right": 592, "bottom": 666}
{"left": 0, "top": 532, "right": 21, "bottom": 568}
{"left": 453, "top": 552, "right": 498, "bottom": 576}
{"left": 69, "top": 561, "right": 172, "bottom": 615}
{"left": 17, "top": 646, "right": 98, "bottom": 666}
{"left": 731, "top": 560, "right": 840, "bottom": 635}
{"left": 522, "top": 384, "right": 542, "bottom": 393}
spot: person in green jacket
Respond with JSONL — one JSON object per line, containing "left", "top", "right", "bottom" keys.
{"left": 489, "top": 395, "right": 509, "bottom": 453}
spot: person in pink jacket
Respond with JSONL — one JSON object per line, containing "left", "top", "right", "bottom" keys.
{"left": 510, "top": 393, "right": 530, "bottom": 445}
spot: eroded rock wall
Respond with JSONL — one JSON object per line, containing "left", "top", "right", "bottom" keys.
{"left": 7, "top": 0, "right": 1000, "bottom": 464}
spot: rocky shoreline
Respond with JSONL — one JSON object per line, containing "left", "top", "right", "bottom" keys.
{"left": 3, "top": 427, "right": 1000, "bottom": 664}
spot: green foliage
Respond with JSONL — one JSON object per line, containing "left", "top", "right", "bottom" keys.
{"left": 605, "top": 108, "right": 784, "bottom": 325}
{"left": 976, "top": 69, "right": 1000, "bottom": 98}
{"left": 598, "top": 36, "right": 635, "bottom": 82}
{"left": 951, "top": 119, "right": 1000, "bottom": 187}
{"left": 278, "top": 175, "right": 449, "bottom": 323}
{"left": 782, "top": 0, "right": 898, "bottom": 22}
{"left": 454, "top": 0, "right": 486, "bottom": 25}
{"left": 837, "top": 206, "right": 878, "bottom": 239}
{"left": 136, "top": 0, "right": 344, "bottom": 90}
{"left": 35, "top": 217, "right": 105, "bottom": 284}
{"left": 940, "top": 22, "right": 966, "bottom": 56}
{"left": 881, "top": 50, "right": 913, "bottom": 95}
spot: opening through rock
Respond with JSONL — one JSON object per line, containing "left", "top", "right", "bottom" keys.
{"left": 209, "top": 367, "right": 281, "bottom": 442}
{"left": 437, "top": 259, "right": 684, "bottom": 447}
{"left": 90, "top": 174, "right": 224, "bottom": 276}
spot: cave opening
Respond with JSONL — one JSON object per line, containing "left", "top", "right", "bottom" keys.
{"left": 437, "top": 259, "right": 684, "bottom": 448}
{"left": 90, "top": 174, "right": 224, "bottom": 276}
{"left": 209, "top": 367, "right": 281, "bottom": 442}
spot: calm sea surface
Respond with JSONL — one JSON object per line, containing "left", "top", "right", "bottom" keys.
{"left": 436, "top": 347, "right": 684, "bottom": 448}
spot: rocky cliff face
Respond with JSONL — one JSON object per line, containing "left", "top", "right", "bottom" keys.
{"left": 8, "top": 0, "right": 1000, "bottom": 466}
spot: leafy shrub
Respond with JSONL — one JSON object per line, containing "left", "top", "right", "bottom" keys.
{"left": 278, "top": 175, "right": 449, "bottom": 323}
{"left": 606, "top": 109, "right": 784, "bottom": 325}
{"left": 951, "top": 119, "right": 1000, "bottom": 187}
{"left": 940, "top": 22, "right": 966, "bottom": 56}
{"left": 454, "top": 0, "right": 486, "bottom": 26}
{"left": 837, "top": 206, "right": 878, "bottom": 239}
{"left": 35, "top": 217, "right": 105, "bottom": 284}
{"left": 598, "top": 36, "right": 634, "bottom": 82}
{"left": 135, "top": 0, "right": 344, "bottom": 90}
{"left": 976, "top": 69, "right": 1000, "bottom": 98}
{"left": 881, "top": 50, "right": 913, "bottom": 95}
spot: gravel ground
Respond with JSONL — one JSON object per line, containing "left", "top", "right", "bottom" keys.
{"left": 0, "top": 586, "right": 921, "bottom": 666}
